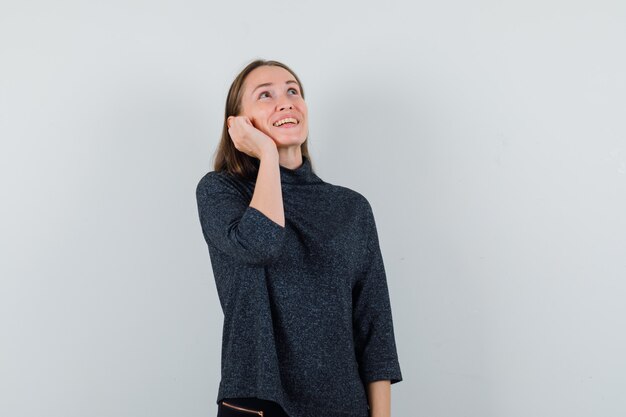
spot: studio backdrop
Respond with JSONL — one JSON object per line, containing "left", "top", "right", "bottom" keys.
{"left": 1, "top": 1, "right": 625, "bottom": 416}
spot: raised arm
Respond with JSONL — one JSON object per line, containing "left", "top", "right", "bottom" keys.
{"left": 195, "top": 149, "right": 286, "bottom": 266}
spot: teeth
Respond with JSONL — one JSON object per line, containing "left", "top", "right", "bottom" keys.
{"left": 273, "top": 117, "right": 298, "bottom": 127}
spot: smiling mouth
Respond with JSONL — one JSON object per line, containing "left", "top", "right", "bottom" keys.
{"left": 273, "top": 117, "right": 299, "bottom": 127}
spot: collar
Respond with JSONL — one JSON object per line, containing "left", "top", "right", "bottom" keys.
{"left": 254, "top": 154, "right": 323, "bottom": 185}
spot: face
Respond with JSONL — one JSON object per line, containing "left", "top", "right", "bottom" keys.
{"left": 239, "top": 65, "right": 308, "bottom": 147}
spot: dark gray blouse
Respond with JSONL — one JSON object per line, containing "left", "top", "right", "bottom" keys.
{"left": 195, "top": 154, "right": 402, "bottom": 417}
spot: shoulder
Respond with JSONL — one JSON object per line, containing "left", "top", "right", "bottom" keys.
{"left": 196, "top": 171, "right": 222, "bottom": 192}
{"left": 196, "top": 170, "right": 251, "bottom": 196}
{"left": 326, "top": 183, "right": 375, "bottom": 217}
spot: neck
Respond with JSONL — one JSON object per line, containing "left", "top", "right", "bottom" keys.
{"left": 276, "top": 146, "right": 304, "bottom": 170}
{"left": 253, "top": 153, "right": 322, "bottom": 185}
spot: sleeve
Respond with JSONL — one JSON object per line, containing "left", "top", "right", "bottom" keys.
{"left": 352, "top": 199, "right": 403, "bottom": 385}
{"left": 195, "top": 173, "right": 287, "bottom": 266}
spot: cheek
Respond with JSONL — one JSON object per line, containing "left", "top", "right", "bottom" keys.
{"left": 254, "top": 108, "right": 273, "bottom": 123}
{"left": 299, "top": 103, "right": 308, "bottom": 118}
{"left": 241, "top": 102, "right": 265, "bottom": 121}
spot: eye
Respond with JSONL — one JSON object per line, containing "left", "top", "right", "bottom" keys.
{"left": 258, "top": 88, "right": 299, "bottom": 100}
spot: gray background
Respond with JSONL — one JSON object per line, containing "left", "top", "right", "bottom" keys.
{"left": 1, "top": 1, "right": 625, "bottom": 416}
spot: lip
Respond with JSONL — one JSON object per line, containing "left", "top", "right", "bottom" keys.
{"left": 272, "top": 114, "right": 300, "bottom": 126}
{"left": 274, "top": 122, "right": 300, "bottom": 129}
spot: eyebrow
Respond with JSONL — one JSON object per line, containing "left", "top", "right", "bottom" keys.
{"left": 251, "top": 80, "right": 299, "bottom": 96}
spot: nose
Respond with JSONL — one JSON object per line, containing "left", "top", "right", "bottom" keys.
{"left": 276, "top": 94, "right": 293, "bottom": 111}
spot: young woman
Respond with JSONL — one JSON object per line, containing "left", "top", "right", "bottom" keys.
{"left": 196, "top": 59, "right": 403, "bottom": 417}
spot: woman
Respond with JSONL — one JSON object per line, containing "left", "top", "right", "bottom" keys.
{"left": 195, "top": 59, "right": 403, "bottom": 417}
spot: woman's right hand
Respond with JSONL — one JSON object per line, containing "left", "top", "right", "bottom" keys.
{"left": 227, "top": 115, "right": 277, "bottom": 159}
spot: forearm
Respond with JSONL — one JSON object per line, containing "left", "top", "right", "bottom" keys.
{"left": 249, "top": 149, "right": 284, "bottom": 227}
{"left": 366, "top": 380, "right": 391, "bottom": 417}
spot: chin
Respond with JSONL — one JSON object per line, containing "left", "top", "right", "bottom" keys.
{"left": 272, "top": 133, "right": 307, "bottom": 146}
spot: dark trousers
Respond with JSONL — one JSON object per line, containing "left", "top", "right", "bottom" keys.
{"left": 217, "top": 397, "right": 290, "bottom": 417}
